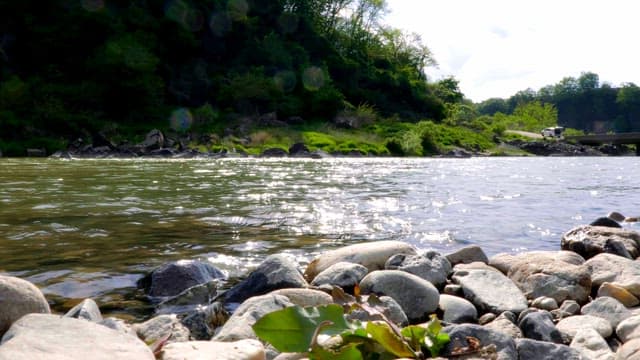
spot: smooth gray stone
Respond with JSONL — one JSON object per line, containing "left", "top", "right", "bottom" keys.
{"left": 617, "top": 315, "right": 640, "bottom": 343}
{"left": 570, "top": 328, "right": 614, "bottom": 360}
{"left": 438, "top": 294, "right": 477, "bottom": 324}
{"left": 213, "top": 294, "right": 294, "bottom": 341}
{"left": 64, "top": 298, "right": 103, "bottom": 323}
{"left": 484, "top": 311, "right": 523, "bottom": 339}
{"left": 133, "top": 314, "right": 190, "bottom": 344}
{"left": 556, "top": 315, "right": 613, "bottom": 340}
{"left": 138, "top": 259, "right": 225, "bottom": 298}
{"left": 586, "top": 253, "right": 640, "bottom": 298}
{"left": 309, "top": 261, "right": 368, "bottom": 291}
{"left": 222, "top": 254, "right": 308, "bottom": 305}
{"left": 452, "top": 268, "right": 528, "bottom": 314}
{"left": 581, "top": 296, "right": 631, "bottom": 328}
{"left": 442, "top": 324, "right": 517, "bottom": 360}
{"left": 516, "top": 338, "right": 583, "bottom": 360}
{"left": 0, "top": 314, "right": 154, "bottom": 360}
{"left": 446, "top": 245, "right": 488, "bottom": 266}
{"left": 518, "top": 311, "right": 563, "bottom": 343}
{"left": 385, "top": 250, "right": 452, "bottom": 288}
{"left": 0, "top": 275, "right": 50, "bottom": 337}
{"left": 359, "top": 270, "right": 439, "bottom": 323}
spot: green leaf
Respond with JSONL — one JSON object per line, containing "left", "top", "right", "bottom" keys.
{"left": 252, "top": 304, "right": 351, "bottom": 353}
{"left": 365, "top": 321, "right": 416, "bottom": 358}
{"left": 310, "top": 342, "right": 363, "bottom": 360}
{"left": 401, "top": 325, "right": 427, "bottom": 350}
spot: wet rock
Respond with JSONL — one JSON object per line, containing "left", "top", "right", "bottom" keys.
{"left": 222, "top": 254, "right": 308, "bottom": 305}
{"left": 531, "top": 296, "right": 559, "bottom": 311}
{"left": 515, "top": 338, "right": 583, "bottom": 360}
{"left": 261, "top": 148, "right": 288, "bottom": 157}
{"left": 180, "top": 302, "right": 228, "bottom": 341}
{"left": 598, "top": 282, "right": 640, "bottom": 307}
{"left": 133, "top": 314, "right": 190, "bottom": 344}
{"left": 213, "top": 294, "right": 294, "bottom": 342}
{"left": 304, "top": 240, "right": 416, "bottom": 280}
{"left": 518, "top": 311, "right": 563, "bottom": 343}
{"left": 484, "top": 311, "right": 522, "bottom": 339}
{"left": 615, "top": 338, "right": 640, "bottom": 360}
{"left": 452, "top": 268, "right": 528, "bottom": 314}
{"left": 64, "top": 298, "right": 103, "bottom": 322}
{"left": 0, "top": 314, "right": 154, "bottom": 360}
{"left": 288, "top": 143, "right": 310, "bottom": 157}
{"left": 385, "top": 250, "right": 452, "bottom": 288}
{"left": 506, "top": 251, "right": 591, "bottom": 304}
{"left": 438, "top": 294, "right": 477, "bottom": 324}
{"left": 160, "top": 340, "right": 265, "bottom": 360}
{"left": 587, "top": 253, "right": 640, "bottom": 297}
{"left": 561, "top": 225, "right": 640, "bottom": 259}
{"left": 556, "top": 315, "right": 613, "bottom": 340}
{"left": 138, "top": 259, "right": 225, "bottom": 298}
{"left": 489, "top": 250, "right": 585, "bottom": 274}
{"left": 156, "top": 281, "right": 218, "bottom": 315}
{"left": 590, "top": 217, "right": 622, "bottom": 228}
{"left": 446, "top": 245, "right": 489, "bottom": 266}
{"left": 581, "top": 296, "right": 632, "bottom": 329}
{"left": 359, "top": 270, "right": 439, "bottom": 323}
{"left": 309, "top": 262, "right": 368, "bottom": 293}
{"left": 0, "top": 275, "right": 50, "bottom": 336}
{"left": 570, "top": 328, "right": 614, "bottom": 360}
{"left": 268, "top": 288, "right": 333, "bottom": 307}
{"left": 617, "top": 315, "right": 640, "bottom": 342}
{"left": 442, "top": 324, "right": 517, "bottom": 360}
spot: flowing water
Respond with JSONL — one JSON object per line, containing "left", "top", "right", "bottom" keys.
{"left": 1, "top": 157, "right": 639, "bottom": 319}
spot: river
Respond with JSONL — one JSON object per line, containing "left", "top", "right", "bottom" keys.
{"left": 1, "top": 157, "right": 639, "bottom": 319}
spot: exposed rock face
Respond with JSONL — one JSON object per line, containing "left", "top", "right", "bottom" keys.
{"left": 139, "top": 129, "right": 165, "bottom": 151}
{"left": 138, "top": 259, "right": 225, "bottom": 298}
{"left": 221, "top": 254, "right": 308, "bottom": 305}
{"left": 0, "top": 275, "right": 50, "bottom": 337}
{"left": 304, "top": 240, "right": 416, "bottom": 280}
{"left": 359, "top": 270, "right": 439, "bottom": 323}
{"left": 561, "top": 225, "right": 640, "bottom": 259}
{"left": 452, "top": 268, "right": 528, "bottom": 314}
{"left": 0, "top": 314, "right": 154, "bottom": 360}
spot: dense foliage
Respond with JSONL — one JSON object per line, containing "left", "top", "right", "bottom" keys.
{"left": 477, "top": 72, "right": 640, "bottom": 133}
{"left": 0, "top": 0, "right": 451, "bottom": 154}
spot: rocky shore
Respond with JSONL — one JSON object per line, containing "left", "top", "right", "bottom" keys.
{"left": 3, "top": 216, "right": 640, "bottom": 359}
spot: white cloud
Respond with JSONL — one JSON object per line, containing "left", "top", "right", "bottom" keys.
{"left": 383, "top": 0, "right": 640, "bottom": 102}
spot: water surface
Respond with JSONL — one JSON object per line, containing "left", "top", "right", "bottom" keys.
{"left": 1, "top": 157, "right": 638, "bottom": 318}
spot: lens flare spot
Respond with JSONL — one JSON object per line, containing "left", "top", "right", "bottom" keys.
{"left": 274, "top": 70, "right": 297, "bottom": 93}
{"left": 81, "top": 0, "right": 104, "bottom": 12}
{"left": 302, "top": 67, "right": 325, "bottom": 91}
{"left": 227, "top": 0, "right": 249, "bottom": 21}
{"left": 169, "top": 108, "right": 193, "bottom": 131}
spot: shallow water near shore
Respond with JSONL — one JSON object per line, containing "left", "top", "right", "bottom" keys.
{"left": 1, "top": 157, "right": 639, "bottom": 319}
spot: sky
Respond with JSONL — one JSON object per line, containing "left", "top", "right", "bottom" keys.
{"left": 383, "top": 0, "right": 640, "bottom": 102}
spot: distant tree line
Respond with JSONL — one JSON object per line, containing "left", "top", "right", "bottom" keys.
{"left": 0, "top": 0, "right": 461, "bottom": 152}
{"left": 476, "top": 72, "right": 640, "bottom": 133}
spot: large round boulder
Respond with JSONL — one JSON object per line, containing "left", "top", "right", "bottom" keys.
{"left": 452, "top": 268, "right": 528, "bottom": 314}
{"left": 304, "top": 241, "right": 416, "bottom": 281}
{"left": 0, "top": 275, "right": 50, "bottom": 337}
{"left": 138, "top": 259, "right": 225, "bottom": 298}
{"left": 359, "top": 270, "right": 439, "bottom": 323}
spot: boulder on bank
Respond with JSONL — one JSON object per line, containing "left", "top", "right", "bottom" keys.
{"left": 489, "top": 250, "right": 585, "bottom": 274}
{"left": 221, "top": 254, "right": 308, "bottom": 305}
{"left": 309, "top": 261, "right": 368, "bottom": 293}
{"left": 561, "top": 225, "right": 640, "bottom": 259}
{"left": 586, "top": 253, "right": 640, "bottom": 298}
{"left": 504, "top": 251, "right": 591, "bottom": 304}
{"left": 358, "top": 270, "right": 439, "bottom": 323}
{"left": 0, "top": 314, "right": 154, "bottom": 360}
{"left": 138, "top": 259, "right": 225, "bottom": 298}
{"left": 384, "top": 250, "right": 452, "bottom": 288}
{"left": 0, "top": 275, "right": 50, "bottom": 336}
{"left": 304, "top": 240, "right": 416, "bottom": 281}
{"left": 452, "top": 268, "right": 528, "bottom": 314}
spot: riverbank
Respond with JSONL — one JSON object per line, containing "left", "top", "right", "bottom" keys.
{"left": 2, "top": 214, "right": 640, "bottom": 358}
